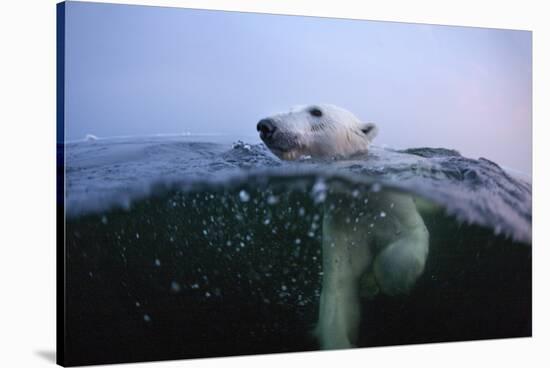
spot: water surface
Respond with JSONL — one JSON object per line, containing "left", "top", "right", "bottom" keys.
{"left": 62, "top": 135, "right": 531, "bottom": 366}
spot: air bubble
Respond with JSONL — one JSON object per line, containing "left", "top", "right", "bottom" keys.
{"left": 267, "top": 195, "right": 279, "bottom": 205}
{"left": 170, "top": 281, "right": 181, "bottom": 293}
{"left": 312, "top": 179, "right": 328, "bottom": 204}
{"left": 239, "top": 190, "right": 250, "bottom": 202}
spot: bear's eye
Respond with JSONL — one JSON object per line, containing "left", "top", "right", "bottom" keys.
{"left": 309, "top": 108, "right": 323, "bottom": 117}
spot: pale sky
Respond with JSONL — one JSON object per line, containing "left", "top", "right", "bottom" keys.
{"left": 64, "top": 1, "right": 532, "bottom": 174}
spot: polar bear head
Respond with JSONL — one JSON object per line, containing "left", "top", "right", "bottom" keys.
{"left": 256, "top": 104, "right": 377, "bottom": 160}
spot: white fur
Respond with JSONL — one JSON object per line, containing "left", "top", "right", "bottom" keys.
{"left": 259, "top": 104, "right": 377, "bottom": 160}
{"left": 258, "top": 104, "right": 429, "bottom": 350}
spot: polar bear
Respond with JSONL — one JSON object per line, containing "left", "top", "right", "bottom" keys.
{"left": 257, "top": 104, "right": 429, "bottom": 349}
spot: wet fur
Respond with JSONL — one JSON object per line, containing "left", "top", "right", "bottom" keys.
{"left": 258, "top": 104, "right": 429, "bottom": 350}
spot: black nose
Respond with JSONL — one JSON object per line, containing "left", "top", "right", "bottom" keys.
{"left": 257, "top": 118, "right": 276, "bottom": 140}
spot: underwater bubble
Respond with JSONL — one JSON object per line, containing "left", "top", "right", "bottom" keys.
{"left": 263, "top": 218, "right": 271, "bottom": 225}
{"left": 143, "top": 314, "right": 151, "bottom": 322}
{"left": 371, "top": 183, "right": 382, "bottom": 192}
{"left": 205, "top": 291, "right": 211, "bottom": 298}
{"left": 191, "top": 283, "right": 200, "bottom": 289}
{"left": 352, "top": 189, "right": 360, "bottom": 197}
{"left": 154, "top": 259, "right": 161, "bottom": 267}
{"left": 101, "top": 216, "right": 108, "bottom": 225}
{"left": 267, "top": 195, "right": 279, "bottom": 205}
{"left": 170, "top": 281, "right": 181, "bottom": 293}
{"left": 135, "top": 233, "right": 140, "bottom": 239}
{"left": 298, "top": 207, "right": 306, "bottom": 216}
{"left": 239, "top": 190, "right": 250, "bottom": 202}
{"left": 380, "top": 211, "right": 387, "bottom": 218}
{"left": 294, "top": 238, "right": 302, "bottom": 245}
{"left": 312, "top": 179, "right": 328, "bottom": 204}
{"left": 135, "top": 301, "right": 140, "bottom": 307}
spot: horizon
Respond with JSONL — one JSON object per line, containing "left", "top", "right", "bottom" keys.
{"left": 63, "top": 2, "right": 532, "bottom": 173}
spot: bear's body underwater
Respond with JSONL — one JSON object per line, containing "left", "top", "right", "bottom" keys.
{"left": 257, "top": 104, "right": 429, "bottom": 349}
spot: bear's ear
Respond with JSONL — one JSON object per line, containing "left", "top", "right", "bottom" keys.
{"left": 360, "top": 122, "right": 378, "bottom": 141}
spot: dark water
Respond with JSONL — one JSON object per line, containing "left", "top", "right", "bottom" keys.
{"left": 62, "top": 136, "right": 531, "bottom": 366}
